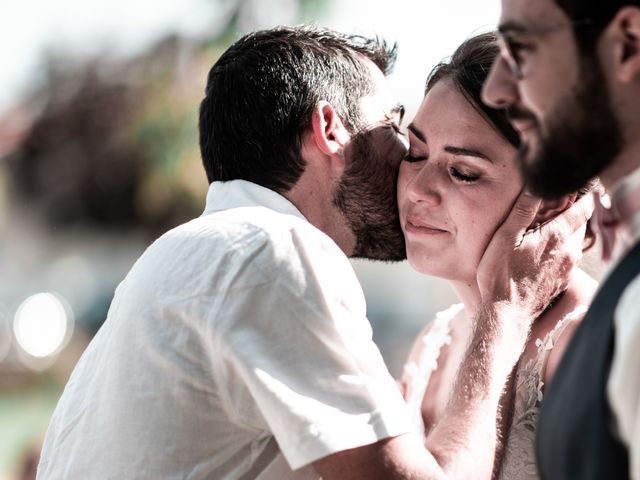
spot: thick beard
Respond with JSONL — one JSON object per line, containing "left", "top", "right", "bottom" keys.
{"left": 333, "top": 127, "right": 407, "bottom": 261}
{"left": 519, "top": 55, "right": 623, "bottom": 199}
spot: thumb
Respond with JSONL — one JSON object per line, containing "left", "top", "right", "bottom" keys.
{"left": 530, "top": 192, "right": 594, "bottom": 245}
{"left": 499, "top": 189, "right": 542, "bottom": 246}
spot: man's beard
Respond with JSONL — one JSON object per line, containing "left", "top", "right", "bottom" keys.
{"left": 332, "top": 126, "right": 407, "bottom": 261}
{"left": 517, "top": 55, "right": 623, "bottom": 199}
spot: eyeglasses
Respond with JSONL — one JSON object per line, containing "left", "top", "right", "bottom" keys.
{"left": 497, "top": 19, "right": 593, "bottom": 79}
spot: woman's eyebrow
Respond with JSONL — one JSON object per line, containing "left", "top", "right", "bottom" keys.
{"left": 406, "top": 125, "right": 493, "bottom": 163}
{"left": 444, "top": 145, "right": 493, "bottom": 163}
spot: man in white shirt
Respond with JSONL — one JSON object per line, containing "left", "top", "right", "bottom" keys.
{"left": 483, "top": 1, "right": 640, "bottom": 478}
{"left": 37, "top": 25, "right": 585, "bottom": 479}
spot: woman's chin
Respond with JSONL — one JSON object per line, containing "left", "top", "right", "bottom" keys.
{"left": 408, "top": 256, "right": 452, "bottom": 279}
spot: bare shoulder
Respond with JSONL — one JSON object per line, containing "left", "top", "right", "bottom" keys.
{"left": 420, "top": 306, "right": 470, "bottom": 431}
{"left": 543, "top": 268, "right": 598, "bottom": 384}
{"left": 401, "top": 304, "right": 464, "bottom": 383}
{"left": 403, "top": 320, "right": 437, "bottom": 370}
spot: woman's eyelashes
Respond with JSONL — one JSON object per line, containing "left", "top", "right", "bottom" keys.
{"left": 450, "top": 166, "right": 480, "bottom": 183}
{"left": 403, "top": 153, "right": 481, "bottom": 184}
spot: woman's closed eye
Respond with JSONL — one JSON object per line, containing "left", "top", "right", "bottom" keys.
{"left": 450, "top": 166, "right": 480, "bottom": 183}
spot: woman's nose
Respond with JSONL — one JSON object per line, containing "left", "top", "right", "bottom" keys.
{"left": 404, "top": 164, "right": 441, "bottom": 206}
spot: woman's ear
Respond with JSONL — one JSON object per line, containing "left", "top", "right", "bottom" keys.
{"left": 310, "top": 101, "right": 350, "bottom": 156}
{"left": 530, "top": 193, "right": 578, "bottom": 228}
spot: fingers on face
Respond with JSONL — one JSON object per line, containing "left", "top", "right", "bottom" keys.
{"left": 513, "top": 189, "right": 543, "bottom": 224}
{"left": 543, "top": 195, "right": 594, "bottom": 241}
{"left": 507, "top": 190, "right": 543, "bottom": 246}
{"left": 523, "top": 194, "right": 592, "bottom": 255}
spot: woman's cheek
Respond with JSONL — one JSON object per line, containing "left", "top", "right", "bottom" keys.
{"left": 396, "top": 164, "right": 413, "bottom": 204}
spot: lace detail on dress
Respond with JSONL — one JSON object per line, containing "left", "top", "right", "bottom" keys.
{"left": 402, "top": 303, "right": 463, "bottom": 437}
{"left": 496, "top": 305, "right": 588, "bottom": 480}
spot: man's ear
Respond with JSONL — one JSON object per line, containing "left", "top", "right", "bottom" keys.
{"left": 530, "top": 193, "right": 578, "bottom": 228}
{"left": 607, "top": 6, "right": 640, "bottom": 83}
{"left": 310, "top": 101, "right": 350, "bottom": 156}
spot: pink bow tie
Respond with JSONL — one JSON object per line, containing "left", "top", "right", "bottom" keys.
{"left": 592, "top": 180, "right": 640, "bottom": 261}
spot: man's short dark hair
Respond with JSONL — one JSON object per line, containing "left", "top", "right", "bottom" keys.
{"left": 198, "top": 25, "right": 397, "bottom": 192}
{"left": 555, "top": 1, "right": 640, "bottom": 52}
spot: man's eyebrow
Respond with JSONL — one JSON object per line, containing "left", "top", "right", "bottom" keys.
{"left": 407, "top": 123, "right": 426, "bottom": 143}
{"left": 498, "top": 21, "right": 530, "bottom": 35}
{"left": 444, "top": 146, "right": 493, "bottom": 162}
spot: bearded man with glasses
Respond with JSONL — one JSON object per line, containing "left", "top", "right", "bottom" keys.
{"left": 484, "top": 1, "right": 640, "bottom": 479}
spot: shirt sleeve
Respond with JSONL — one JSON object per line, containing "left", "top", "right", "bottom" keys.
{"left": 214, "top": 224, "right": 414, "bottom": 470}
{"left": 608, "top": 273, "right": 640, "bottom": 480}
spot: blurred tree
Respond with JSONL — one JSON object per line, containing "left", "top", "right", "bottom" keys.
{"left": 2, "top": 0, "right": 330, "bottom": 237}
{"left": 4, "top": 37, "right": 206, "bottom": 235}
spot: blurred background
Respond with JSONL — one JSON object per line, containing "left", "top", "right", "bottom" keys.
{"left": 0, "top": 0, "right": 601, "bottom": 478}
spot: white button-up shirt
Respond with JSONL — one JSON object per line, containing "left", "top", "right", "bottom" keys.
{"left": 607, "top": 165, "right": 640, "bottom": 480}
{"left": 37, "top": 180, "right": 412, "bottom": 480}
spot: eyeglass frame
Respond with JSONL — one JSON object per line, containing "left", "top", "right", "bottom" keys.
{"left": 497, "top": 19, "right": 594, "bottom": 79}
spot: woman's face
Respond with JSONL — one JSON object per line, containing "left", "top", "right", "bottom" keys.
{"left": 397, "top": 78, "right": 523, "bottom": 284}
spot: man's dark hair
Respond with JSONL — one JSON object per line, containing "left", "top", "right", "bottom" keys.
{"left": 198, "top": 25, "right": 397, "bottom": 192}
{"left": 554, "top": 1, "right": 640, "bottom": 52}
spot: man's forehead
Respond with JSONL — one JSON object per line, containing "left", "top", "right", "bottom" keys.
{"left": 359, "top": 94, "right": 403, "bottom": 123}
{"left": 361, "top": 57, "right": 389, "bottom": 92}
{"left": 359, "top": 58, "right": 402, "bottom": 122}
{"left": 500, "top": 0, "right": 568, "bottom": 29}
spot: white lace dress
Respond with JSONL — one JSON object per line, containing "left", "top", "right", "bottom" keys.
{"left": 402, "top": 303, "right": 588, "bottom": 480}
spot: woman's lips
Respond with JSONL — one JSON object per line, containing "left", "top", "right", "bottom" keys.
{"left": 404, "top": 218, "right": 448, "bottom": 236}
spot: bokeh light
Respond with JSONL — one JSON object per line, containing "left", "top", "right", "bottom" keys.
{"left": 13, "top": 293, "right": 74, "bottom": 359}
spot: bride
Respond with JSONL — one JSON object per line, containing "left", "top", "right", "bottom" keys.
{"left": 397, "top": 32, "right": 598, "bottom": 479}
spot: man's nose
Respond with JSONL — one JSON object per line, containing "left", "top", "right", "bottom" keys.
{"left": 482, "top": 55, "right": 519, "bottom": 110}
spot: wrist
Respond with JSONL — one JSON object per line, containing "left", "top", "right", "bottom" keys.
{"left": 474, "top": 301, "right": 531, "bottom": 364}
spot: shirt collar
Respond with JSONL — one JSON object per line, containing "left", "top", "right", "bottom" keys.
{"left": 203, "top": 180, "right": 308, "bottom": 221}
